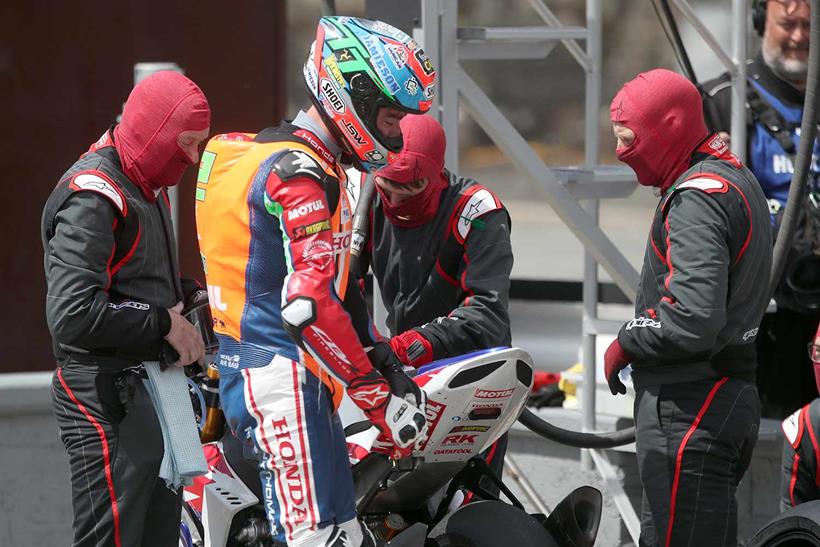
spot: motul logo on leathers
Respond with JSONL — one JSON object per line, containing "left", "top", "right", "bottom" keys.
{"left": 269, "top": 417, "right": 310, "bottom": 534}
{"left": 287, "top": 200, "right": 325, "bottom": 220}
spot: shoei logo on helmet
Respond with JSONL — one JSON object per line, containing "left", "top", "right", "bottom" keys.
{"left": 320, "top": 78, "right": 345, "bottom": 114}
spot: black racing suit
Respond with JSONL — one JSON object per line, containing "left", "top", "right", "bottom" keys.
{"left": 619, "top": 138, "right": 772, "bottom": 546}
{"left": 703, "top": 53, "right": 820, "bottom": 417}
{"left": 41, "top": 131, "right": 186, "bottom": 547}
{"left": 781, "top": 398, "right": 820, "bottom": 511}
{"left": 362, "top": 170, "right": 513, "bottom": 495}
{"left": 366, "top": 170, "right": 513, "bottom": 354}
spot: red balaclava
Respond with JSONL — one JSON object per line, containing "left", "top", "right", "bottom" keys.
{"left": 114, "top": 71, "right": 210, "bottom": 201}
{"left": 375, "top": 114, "right": 448, "bottom": 228}
{"left": 610, "top": 69, "right": 708, "bottom": 192}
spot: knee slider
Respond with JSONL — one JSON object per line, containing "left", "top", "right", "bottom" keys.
{"left": 281, "top": 297, "right": 317, "bottom": 347}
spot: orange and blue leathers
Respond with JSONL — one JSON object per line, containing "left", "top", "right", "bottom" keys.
{"left": 195, "top": 121, "right": 381, "bottom": 544}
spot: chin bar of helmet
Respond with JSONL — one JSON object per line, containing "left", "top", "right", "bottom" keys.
{"left": 517, "top": 408, "right": 636, "bottom": 449}
{"left": 769, "top": 0, "right": 820, "bottom": 299}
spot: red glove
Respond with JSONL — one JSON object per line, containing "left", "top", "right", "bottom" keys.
{"left": 389, "top": 330, "right": 434, "bottom": 368}
{"left": 604, "top": 339, "right": 633, "bottom": 396}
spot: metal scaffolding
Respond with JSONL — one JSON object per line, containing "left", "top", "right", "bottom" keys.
{"left": 415, "top": 0, "right": 750, "bottom": 542}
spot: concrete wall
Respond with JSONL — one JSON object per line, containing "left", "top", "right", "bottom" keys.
{"left": 0, "top": 373, "right": 72, "bottom": 546}
{"left": 0, "top": 375, "right": 783, "bottom": 547}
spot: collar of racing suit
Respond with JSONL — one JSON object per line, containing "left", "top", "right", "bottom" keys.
{"left": 292, "top": 110, "right": 342, "bottom": 160}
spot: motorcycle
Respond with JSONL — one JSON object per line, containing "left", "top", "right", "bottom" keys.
{"left": 179, "top": 347, "right": 602, "bottom": 547}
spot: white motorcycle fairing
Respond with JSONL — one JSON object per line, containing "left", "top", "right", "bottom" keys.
{"left": 340, "top": 347, "right": 534, "bottom": 463}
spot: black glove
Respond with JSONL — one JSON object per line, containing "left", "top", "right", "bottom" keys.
{"left": 368, "top": 342, "right": 425, "bottom": 409}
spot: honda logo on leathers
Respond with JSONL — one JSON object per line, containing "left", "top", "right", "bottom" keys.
{"left": 269, "top": 417, "right": 309, "bottom": 534}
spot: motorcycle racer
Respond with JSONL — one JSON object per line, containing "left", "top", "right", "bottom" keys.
{"left": 195, "top": 16, "right": 436, "bottom": 547}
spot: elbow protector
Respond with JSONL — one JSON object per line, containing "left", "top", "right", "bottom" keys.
{"left": 281, "top": 296, "right": 317, "bottom": 348}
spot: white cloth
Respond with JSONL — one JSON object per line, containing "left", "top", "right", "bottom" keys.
{"left": 142, "top": 361, "right": 207, "bottom": 489}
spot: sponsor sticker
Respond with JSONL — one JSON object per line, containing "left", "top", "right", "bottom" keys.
{"left": 108, "top": 300, "right": 149, "bottom": 311}
{"left": 450, "top": 425, "right": 490, "bottom": 433}
{"left": 414, "top": 48, "right": 435, "bottom": 76}
{"left": 474, "top": 388, "right": 515, "bottom": 399}
{"left": 364, "top": 149, "right": 385, "bottom": 163}
{"left": 287, "top": 200, "right": 325, "bottom": 220}
{"left": 405, "top": 79, "right": 419, "bottom": 96}
{"left": 742, "top": 327, "right": 759, "bottom": 342}
{"left": 302, "top": 239, "right": 333, "bottom": 266}
{"left": 625, "top": 316, "right": 662, "bottom": 330}
{"left": 293, "top": 220, "right": 331, "bottom": 239}
{"left": 332, "top": 231, "right": 352, "bottom": 254}
{"left": 419, "top": 400, "right": 446, "bottom": 450}
{"left": 361, "top": 34, "right": 401, "bottom": 94}
{"left": 441, "top": 434, "right": 478, "bottom": 445}
{"left": 320, "top": 78, "right": 345, "bottom": 114}
{"left": 325, "top": 56, "right": 346, "bottom": 88}
{"left": 386, "top": 43, "right": 407, "bottom": 69}
{"left": 433, "top": 448, "right": 472, "bottom": 455}
{"left": 218, "top": 354, "right": 240, "bottom": 370}
{"left": 341, "top": 120, "right": 367, "bottom": 147}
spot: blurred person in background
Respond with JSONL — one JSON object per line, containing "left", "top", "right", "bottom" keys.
{"left": 349, "top": 113, "right": 513, "bottom": 495}
{"left": 606, "top": 69, "right": 772, "bottom": 546}
{"left": 703, "top": 0, "right": 819, "bottom": 418}
{"left": 195, "top": 17, "right": 435, "bottom": 547}
{"left": 780, "top": 322, "right": 820, "bottom": 510}
{"left": 42, "top": 71, "right": 210, "bottom": 547}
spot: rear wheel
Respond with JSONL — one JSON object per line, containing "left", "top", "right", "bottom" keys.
{"left": 428, "top": 501, "right": 559, "bottom": 547}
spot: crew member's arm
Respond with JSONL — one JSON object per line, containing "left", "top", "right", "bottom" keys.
{"left": 618, "top": 190, "right": 730, "bottom": 362}
{"left": 44, "top": 191, "right": 170, "bottom": 354}
{"left": 392, "top": 208, "right": 513, "bottom": 366}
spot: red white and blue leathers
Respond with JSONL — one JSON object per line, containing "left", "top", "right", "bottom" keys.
{"left": 195, "top": 111, "right": 386, "bottom": 545}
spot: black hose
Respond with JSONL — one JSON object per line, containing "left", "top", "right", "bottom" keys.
{"left": 517, "top": 408, "right": 636, "bottom": 449}
{"left": 650, "top": 0, "right": 698, "bottom": 84}
{"left": 349, "top": 172, "right": 378, "bottom": 275}
{"left": 769, "top": 0, "right": 820, "bottom": 296}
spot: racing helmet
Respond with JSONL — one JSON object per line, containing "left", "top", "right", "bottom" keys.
{"left": 303, "top": 16, "right": 437, "bottom": 172}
